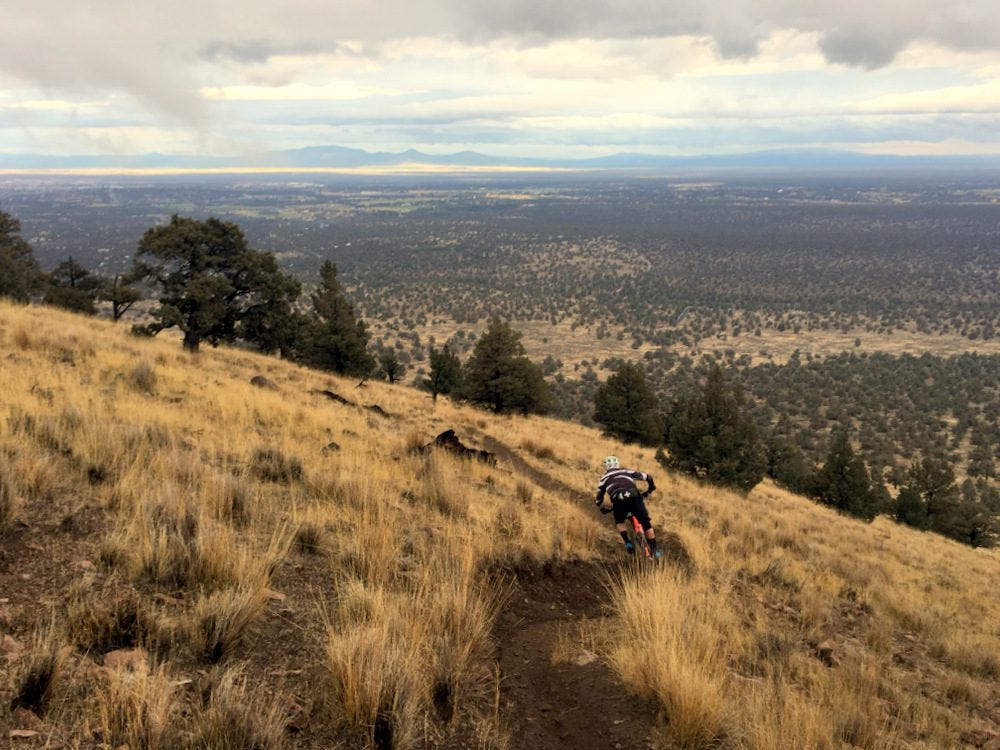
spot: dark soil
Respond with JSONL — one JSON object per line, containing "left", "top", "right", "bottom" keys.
{"left": 492, "top": 560, "right": 661, "bottom": 750}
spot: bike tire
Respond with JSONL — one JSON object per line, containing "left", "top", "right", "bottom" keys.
{"left": 628, "top": 516, "right": 651, "bottom": 559}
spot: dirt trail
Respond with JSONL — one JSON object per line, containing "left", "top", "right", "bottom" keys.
{"left": 474, "top": 434, "right": 667, "bottom": 749}
{"left": 494, "top": 560, "right": 660, "bottom": 750}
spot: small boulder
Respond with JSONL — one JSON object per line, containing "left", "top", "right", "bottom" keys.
{"left": 425, "top": 430, "right": 497, "bottom": 465}
{"left": 250, "top": 375, "right": 278, "bottom": 390}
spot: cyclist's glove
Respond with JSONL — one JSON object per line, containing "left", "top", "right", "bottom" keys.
{"left": 599, "top": 505, "right": 612, "bottom": 515}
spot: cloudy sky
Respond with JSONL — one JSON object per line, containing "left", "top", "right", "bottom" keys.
{"left": 2, "top": 0, "right": 999, "bottom": 160}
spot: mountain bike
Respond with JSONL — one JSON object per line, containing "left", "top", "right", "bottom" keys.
{"left": 623, "top": 509, "right": 652, "bottom": 560}
{"left": 600, "top": 490, "right": 653, "bottom": 560}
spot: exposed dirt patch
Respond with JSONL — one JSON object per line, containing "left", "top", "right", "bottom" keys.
{"left": 478, "top": 434, "right": 586, "bottom": 503}
{"left": 493, "top": 560, "right": 660, "bottom": 750}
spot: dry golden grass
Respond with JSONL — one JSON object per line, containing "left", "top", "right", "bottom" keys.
{"left": 0, "top": 299, "right": 997, "bottom": 749}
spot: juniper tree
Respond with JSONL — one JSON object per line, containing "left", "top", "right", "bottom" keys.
{"left": 459, "top": 318, "right": 549, "bottom": 414}
{"left": 423, "top": 345, "right": 463, "bottom": 402}
{"left": 378, "top": 348, "right": 406, "bottom": 384}
{"left": 813, "top": 429, "right": 881, "bottom": 521}
{"left": 43, "top": 256, "right": 104, "bottom": 315}
{"left": 661, "top": 364, "right": 766, "bottom": 493}
{"left": 0, "top": 211, "right": 43, "bottom": 302}
{"left": 134, "top": 215, "right": 300, "bottom": 353}
{"left": 103, "top": 272, "right": 142, "bottom": 321}
{"left": 592, "top": 361, "right": 662, "bottom": 446}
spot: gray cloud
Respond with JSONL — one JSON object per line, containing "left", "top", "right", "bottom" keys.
{"left": 818, "top": 28, "right": 906, "bottom": 70}
{"left": 1, "top": 0, "right": 999, "bottom": 143}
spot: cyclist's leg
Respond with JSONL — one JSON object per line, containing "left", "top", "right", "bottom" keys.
{"left": 611, "top": 502, "right": 633, "bottom": 552}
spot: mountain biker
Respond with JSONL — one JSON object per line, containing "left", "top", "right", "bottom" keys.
{"left": 595, "top": 455, "right": 661, "bottom": 557}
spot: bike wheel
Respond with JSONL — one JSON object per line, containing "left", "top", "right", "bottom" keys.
{"left": 628, "top": 517, "right": 651, "bottom": 559}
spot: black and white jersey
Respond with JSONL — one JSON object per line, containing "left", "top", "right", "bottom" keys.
{"left": 596, "top": 468, "right": 655, "bottom": 505}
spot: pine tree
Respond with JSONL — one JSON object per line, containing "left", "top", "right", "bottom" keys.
{"left": 459, "top": 318, "right": 549, "bottom": 414}
{"left": 302, "top": 260, "right": 375, "bottom": 377}
{"left": 662, "top": 364, "right": 766, "bottom": 492}
{"left": 592, "top": 361, "right": 662, "bottom": 446}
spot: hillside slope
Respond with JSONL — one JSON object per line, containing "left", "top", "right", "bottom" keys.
{"left": 1, "top": 301, "right": 998, "bottom": 749}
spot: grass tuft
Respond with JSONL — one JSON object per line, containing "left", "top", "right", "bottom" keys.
{"left": 185, "top": 667, "right": 287, "bottom": 749}
{"left": 0, "top": 467, "right": 19, "bottom": 532}
{"left": 9, "top": 632, "right": 67, "bottom": 716}
{"left": 188, "top": 585, "right": 270, "bottom": 664}
{"left": 96, "top": 661, "right": 175, "bottom": 750}
{"left": 251, "top": 447, "right": 305, "bottom": 483}
{"left": 129, "top": 360, "right": 158, "bottom": 393}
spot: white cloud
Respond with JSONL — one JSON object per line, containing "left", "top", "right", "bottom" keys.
{"left": 1, "top": 1, "right": 999, "bottom": 157}
{"left": 200, "top": 81, "right": 415, "bottom": 102}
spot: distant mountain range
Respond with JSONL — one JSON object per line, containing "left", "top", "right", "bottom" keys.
{"left": 2, "top": 146, "right": 998, "bottom": 172}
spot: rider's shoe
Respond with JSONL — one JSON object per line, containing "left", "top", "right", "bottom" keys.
{"left": 653, "top": 549, "right": 663, "bottom": 559}
{"left": 624, "top": 542, "right": 635, "bottom": 554}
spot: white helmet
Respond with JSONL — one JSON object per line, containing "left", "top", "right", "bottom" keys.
{"left": 603, "top": 455, "right": 620, "bottom": 471}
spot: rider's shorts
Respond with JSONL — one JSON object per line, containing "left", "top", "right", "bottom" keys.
{"left": 611, "top": 489, "right": 651, "bottom": 529}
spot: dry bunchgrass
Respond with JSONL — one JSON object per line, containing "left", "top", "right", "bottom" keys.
{"left": 187, "top": 584, "right": 271, "bottom": 663}
{"left": 0, "top": 463, "right": 19, "bottom": 531}
{"left": 184, "top": 667, "right": 288, "bottom": 749}
{"left": 65, "top": 582, "right": 161, "bottom": 655}
{"left": 8, "top": 622, "right": 69, "bottom": 717}
{"left": 1, "top": 299, "right": 997, "bottom": 749}
{"left": 96, "top": 660, "right": 176, "bottom": 749}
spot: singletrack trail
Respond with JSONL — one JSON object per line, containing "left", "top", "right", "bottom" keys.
{"left": 474, "top": 434, "right": 669, "bottom": 749}
{"left": 494, "top": 560, "right": 660, "bottom": 750}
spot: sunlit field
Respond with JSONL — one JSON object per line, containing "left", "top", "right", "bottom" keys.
{"left": 1, "top": 299, "right": 997, "bottom": 749}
